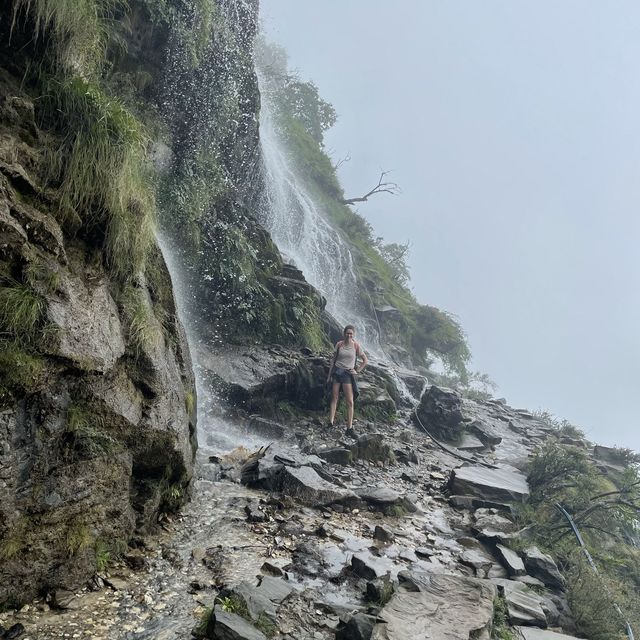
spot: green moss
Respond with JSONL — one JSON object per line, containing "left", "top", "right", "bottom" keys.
{"left": 65, "top": 404, "right": 117, "bottom": 459}
{"left": 0, "top": 341, "right": 45, "bottom": 398}
{"left": 66, "top": 519, "right": 92, "bottom": 556}
{"left": 185, "top": 390, "right": 195, "bottom": 415}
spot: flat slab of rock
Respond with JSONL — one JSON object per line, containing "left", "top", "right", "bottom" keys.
{"left": 208, "top": 610, "right": 266, "bottom": 640}
{"left": 515, "top": 627, "right": 580, "bottom": 640}
{"left": 496, "top": 544, "right": 526, "bottom": 576}
{"left": 494, "top": 579, "right": 547, "bottom": 627}
{"left": 351, "top": 552, "right": 395, "bottom": 580}
{"left": 280, "top": 466, "right": 358, "bottom": 507}
{"left": 456, "top": 433, "right": 487, "bottom": 451}
{"left": 523, "top": 547, "right": 564, "bottom": 589}
{"left": 357, "top": 487, "right": 416, "bottom": 513}
{"left": 254, "top": 576, "right": 294, "bottom": 604}
{"left": 449, "top": 465, "right": 530, "bottom": 503}
{"left": 372, "top": 571, "right": 496, "bottom": 639}
{"left": 473, "top": 508, "right": 517, "bottom": 541}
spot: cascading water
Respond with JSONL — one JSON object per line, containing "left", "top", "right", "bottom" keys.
{"left": 256, "top": 66, "right": 385, "bottom": 359}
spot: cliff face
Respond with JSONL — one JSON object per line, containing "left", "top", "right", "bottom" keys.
{"left": 0, "top": 0, "right": 330, "bottom": 606}
{"left": 0, "top": 5, "right": 198, "bottom": 605}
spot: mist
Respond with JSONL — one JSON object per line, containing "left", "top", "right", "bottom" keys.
{"left": 262, "top": 1, "right": 640, "bottom": 451}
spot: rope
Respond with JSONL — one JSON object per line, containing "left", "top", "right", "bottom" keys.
{"left": 412, "top": 408, "right": 499, "bottom": 470}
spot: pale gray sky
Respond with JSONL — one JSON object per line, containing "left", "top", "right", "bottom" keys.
{"left": 262, "top": 1, "right": 640, "bottom": 452}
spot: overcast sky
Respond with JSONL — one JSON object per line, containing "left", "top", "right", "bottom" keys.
{"left": 262, "top": 1, "right": 640, "bottom": 452}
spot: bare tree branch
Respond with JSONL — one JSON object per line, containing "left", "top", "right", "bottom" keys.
{"left": 341, "top": 170, "right": 400, "bottom": 205}
{"left": 332, "top": 152, "right": 351, "bottom": 171}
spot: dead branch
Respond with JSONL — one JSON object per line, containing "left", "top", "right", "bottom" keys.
{"left": 332, "top": 152, "right": 351, "bottom": 171}
{"left": 341, "top": 170, "right": 400, "bottom": 205}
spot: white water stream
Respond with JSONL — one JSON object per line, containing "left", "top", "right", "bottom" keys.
{"left": 256, "top": 67, "right": 385, "bottom": 359}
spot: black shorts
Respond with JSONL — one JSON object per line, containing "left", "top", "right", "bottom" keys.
{"left": 332, "top": 368, "right": 352, "bottom": 384}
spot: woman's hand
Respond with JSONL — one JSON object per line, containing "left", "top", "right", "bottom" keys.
{"left": 349, "top": 368, "right": 357, "bottom": 374}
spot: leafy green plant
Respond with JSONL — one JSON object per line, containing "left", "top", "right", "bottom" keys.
{"left": 218, "top": 595, "right": 249, "bottom": 618}
{"left": 94, "top": 539, "right": 111, "bottom": 572}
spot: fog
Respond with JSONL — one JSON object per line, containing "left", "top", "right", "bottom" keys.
{"left": 262, "top": 1, "right": 640, "bottom": 452}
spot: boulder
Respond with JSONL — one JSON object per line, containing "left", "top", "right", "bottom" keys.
{"left": 523, "top": 547, "right": 564, "bottom": 590}
{"left": 205, "top": 610, "right": 266, "bottom": 640}
{"left": 494, "top": 579, "right": 547, "bottom": 628}
{"left": 473, "top": 508, "right": 517, "bottom": 541}
{"left": 496, "top": 544, "right": 526, "bottom": 577}
{"left": 371, "top": 571, "right": 496, "bottom": 639}
{"left": 413, "top": 386, "right": 465, "bottom": 442}
{"left": 448, "top": 465, "right": 530, "bottom": 503}
{"left": 357, "top": 487, "right": 416, "bottom": 514}
{"left": 351, "top": 553, "right": 394, "bottom": 581}
{"left": 335, "top": 613, "right": 377, "bottom": 640}
{"left": 279, "top": 466, "right": 358, "bottom": 508}
{"left": 317, "top": 447, "right": 353, "bottom": 465}
{"left": 355, "top": 433, "right": 395, "bottom": 463}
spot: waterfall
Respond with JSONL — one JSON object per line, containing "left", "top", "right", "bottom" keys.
{"left": 256, "top": 69, "right": 385, "bottom": 358}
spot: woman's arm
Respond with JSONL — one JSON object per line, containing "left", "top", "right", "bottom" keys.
{"left": 355, "top": 348, "right": 368, "bottom": 373}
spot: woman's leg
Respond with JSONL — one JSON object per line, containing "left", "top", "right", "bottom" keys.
{"left": 329, "top": 382, "right": 340, "bottom": 425}
{"left": 343, "top": 383, "right": 354, "bottom": 428}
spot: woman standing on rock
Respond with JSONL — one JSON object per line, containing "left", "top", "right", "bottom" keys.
{"left": 327, "top": 325, "right": 368, "bottom": 429}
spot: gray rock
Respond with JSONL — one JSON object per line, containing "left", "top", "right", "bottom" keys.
{"left": 456, "top": 433, "right": 487, "bottom": 451}
{"left": 413, "top": 385, "right": 465, "bottom": 442}
{"left": 494, "top": 579, "right": 547, "bottom": 627}
{"left": 373, "top": 525, "right": 395, "bottom": 543}
{"left": 357, "top": 487, "right": 415, "bottom": 514}
{"left": 230, "top": 581, "right": 277, "bottom": 622}
{"left": 317, "top": 448, "right": 353, "bottom": 465}
{"left": 206, "top": 610, "right": 267, "bottom": 640}
{"left": 355, "top": 433, "right": 395, "bottom": 463}
{"left": 279, "top": 465, "right": 358, "bottom": 507}
{"left": 473, "top": 508, "right": 517, "bottom": 541}
{"left": 335, "top": 613, "right": 377, "bottom": 640}
{"left": 449, "top": 495, "right": 515, "bottom": 516}
{"left": 45, "top": 274, "right": 125, "bottom": 373}
{"left": 449, "top": 465, "right": 530, "bottom": 503}
{"left": 459, "top": 542, "right": 502, "bottom": 579}
{"left": 351, "top": 553, "right": 393, "bottom": 580}
{"left": 255, "top": 576, "right": 294, "bottom": 604}
{"left": 523, "top": 547, "right": 564, "bottom": 590}
{"left": 514, "top": 627, "right": 580, "bottom": 639}
{"left": 496, "top": 544, "right": 526, "bottom": 576}
{"left": 372, "top": 571, "right": 496, "bottom": 639}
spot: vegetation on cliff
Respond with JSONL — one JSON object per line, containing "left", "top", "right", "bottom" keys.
{"left": 516, "top": 434, "right": 640, "bottom": 638}
{"left": 257, "top": 40, "right": 471, "bottom": 378}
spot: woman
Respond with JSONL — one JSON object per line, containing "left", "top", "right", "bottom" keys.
{"left": 326, "top": 325, "right": 369, "bottom": 429}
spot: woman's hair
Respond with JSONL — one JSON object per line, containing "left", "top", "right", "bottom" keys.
{"left": 343, "top": 325, "right": 355, "bottom": 335}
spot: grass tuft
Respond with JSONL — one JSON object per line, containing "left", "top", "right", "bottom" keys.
{"left": 65, "top": 404, "right": 117, "bottom": 458}
{"left": 11, "top": 0, "right": 124, "bottom": 74}
{"left": 66, "top": 519, "right": 92, "bottom": 556}
{"left": 0, "top": 279, "right": 46, "bottom": 343}
{"left": 39, "top": 75, "right": 154, "bottom": 279}
{"left": 121, "top": 286, "right": 162, "bottom": 356}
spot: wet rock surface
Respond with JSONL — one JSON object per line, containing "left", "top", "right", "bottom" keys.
{"left": 3, "top": 378, "right": 590, "bottom": 639}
